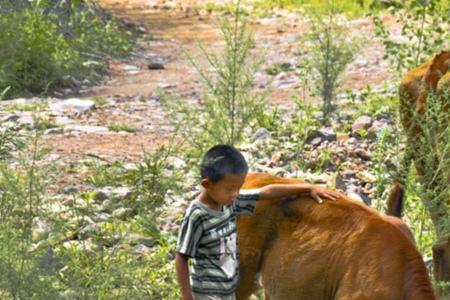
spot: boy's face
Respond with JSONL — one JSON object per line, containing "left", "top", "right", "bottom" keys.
{"left": 202, "top": 172, "right": 247, "bottom": 206}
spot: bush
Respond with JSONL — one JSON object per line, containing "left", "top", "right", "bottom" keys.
{"left": 301, "top": 1, "right": 360, "bottom": 124}
{"left": 374, "top": 0, "right": 450, "bottom": 75}
{"left": 0, "top": 130, "right": 59, "bottom": 299}
{"left": 0, "top": 0, "right": 134, "bottom": 98}
{"left": 163, "top": 2, "right": 270, "bottom": 158}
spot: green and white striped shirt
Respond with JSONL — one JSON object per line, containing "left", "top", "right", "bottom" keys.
{"left": 176, "top": 189, "right": 260, "bottom": 296}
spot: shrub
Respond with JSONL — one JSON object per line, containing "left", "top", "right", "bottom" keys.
{"left": 301, "top": 1, "right": 360, "bottom": 124}
{"left": 163, "top": 2, "right": 269, "bottom": 158}
{"left": 0, "top": 0, "right": 134, "bottom": 98}
{"left": 373, "top": 0, "right": 450, "bottom": 75}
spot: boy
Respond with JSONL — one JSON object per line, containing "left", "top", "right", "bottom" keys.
{"left": 176, "top": 144, "right": 339, "bottom": 300}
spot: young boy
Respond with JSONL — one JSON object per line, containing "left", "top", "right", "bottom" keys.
{"left": 176, "top": 144, "right": 339, "bottom": 300}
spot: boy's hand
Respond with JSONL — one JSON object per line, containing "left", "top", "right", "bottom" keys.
{"left": 309, "top": 187, "right": 340, "bottom": 204}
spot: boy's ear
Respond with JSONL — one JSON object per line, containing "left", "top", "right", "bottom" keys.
{"left": 201, "top": 178, "right": 212, "bottom": 189}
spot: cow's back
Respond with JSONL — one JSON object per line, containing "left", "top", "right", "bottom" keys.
{"left": 237, "top": 173, "right": 435, "bottom": 300}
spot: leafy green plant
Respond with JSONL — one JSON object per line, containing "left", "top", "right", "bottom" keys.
{"left": 370, "top": 120, "right": 404, "bottom": 213}
{"left": 351, "top": 85, "right": 398, "bottom": 119}
{"left": 0, "top": 129, "right": 59, "bottom": 298}
{"left": 93, "top": 96, "right": 108, "bottom": 106}
{"left": 302, "top": 0, "right": 360, "bottom": 124}
{"left": 163, "top": 1, "right": 269, "bottom": 157}
{"left": 287, "top": 98, "right": 321, "bottom": 172}
{"left": 373, "top": 0, "right": 450, "bottom": 75}
{"left": 0, "top": 0, "right": 135, "bottom": 98}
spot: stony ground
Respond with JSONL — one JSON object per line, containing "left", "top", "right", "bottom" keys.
{"left": 1, "top": 0, "right": 402, "bottom": 195}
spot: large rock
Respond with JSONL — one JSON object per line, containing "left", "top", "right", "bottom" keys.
{"left": 50, "top": 98, "right": 95, "bottom": 115}
{"left": 252, "top": 127, "right": 271, "bottom": 142}
{"left": 307, "top": 128, "right": 337, "bottom": 143}
{"left": 352, "top": 116, "right": 373, "bottom": 132}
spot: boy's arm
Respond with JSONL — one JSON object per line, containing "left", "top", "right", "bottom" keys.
{"left": 259, "top": 183, "right": 340, "bottom": 204}
{"left": 175, "top": 252, "right": 194, "bottom": 300}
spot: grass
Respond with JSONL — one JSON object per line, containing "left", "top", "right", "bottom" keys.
{"left": 93, "top": 96, "right": 108, "bottom": 107}
{"left": 265, "top": 62, "right": 294, "bottom": 75}
{"left": 6, "top": 101, "right": 48, "bottom": 112}
{"left": 108, "top": 123, "right": 138, "bottom": 133}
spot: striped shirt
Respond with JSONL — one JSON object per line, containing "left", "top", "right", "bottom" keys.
{"left": 176, "top": 189, "right": 260, "bottom": 296}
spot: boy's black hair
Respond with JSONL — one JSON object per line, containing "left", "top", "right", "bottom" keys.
{"left": 200, "top": 144, "right": 248, "bottom": 183}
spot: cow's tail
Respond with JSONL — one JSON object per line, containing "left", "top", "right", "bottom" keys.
{"left": 387, "top": 144, "right": 414, "bottom": 217}
{"left": 387, "top": 182, "right": 405, "bottom": 217}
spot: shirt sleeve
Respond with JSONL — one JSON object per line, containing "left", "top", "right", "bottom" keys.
{"left": 233, "top": 188, "right": 261, "bottom": 216}
{"left": 176, "top": 209, "right": 203, "bottom": 258}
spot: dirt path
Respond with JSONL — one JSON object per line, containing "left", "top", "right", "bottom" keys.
{"left": 16, "top": 0, "right": 392, "bottom": 189}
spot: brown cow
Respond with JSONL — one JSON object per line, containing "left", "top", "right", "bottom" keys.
{"left": 237, "top": 173, "right": 435, "bottom": 300}
{"left": 387, "top": 50, "right": 450, "bottom": 283}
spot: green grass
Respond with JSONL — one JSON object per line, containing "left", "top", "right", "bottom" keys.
{"left": 265, "top": 62, "right": 294, "bottom": 75}
{"left": 6, "top": 101, "right": 48, "bottom": 112}
{"left": 108, "top": 123, "right": 138, "bottom": 133}
{"left": 253, "top": 0, "right": 381, "bottom": 18}
{"left": 93, "top": 96, "right": 108, "bottom": 107}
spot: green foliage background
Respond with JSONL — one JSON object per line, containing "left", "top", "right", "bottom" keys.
{"left": 0, "top": 0, "right": 134, "bottom": 98}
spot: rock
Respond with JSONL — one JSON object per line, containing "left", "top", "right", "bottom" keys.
{"left": 14, "top": 113, "right": 35, "bottom": 129}
{"left": 341, "top": 169, "right": 356, "bottom": 178}
{"left": 148, "top": 62, "right": 165, "bottom": 70}
{"left": 280, "top": 35, "right": 298, "bottom": 43}
{"left": 308, "top": 128, "right": 337, "bottom": 143}
{"left": 156, "top": 82, "right": 177, "bottom": 89}
{"left": 64, "top": 125, "right": 109, "bottom": 133}
{"left": 111, "top": 187, "right": 132, "bottom": 200}
{"left": 59, "top": 289, "right": 79, "bottom": 300}
{"left": 50, "top": 98, "right": 95, "bottom": 115}
{"left": 337, "top": 133, "right": 350, "bottom": 142}
{"left": 354, "top": 148, "right": 372, "bottom": 160}
{"left": 94, "top": 212, "right": 110, "bottom": 222}
{"left": 252, "top": 127, "right": 271, "bottom": 141}
{"left": 273, "top": 76, "right": 298, "bottom": 89}
{"left": 352, "top": 115, "right": 373, "bottom": 132}
{"left": 345, "top": 137, "right": 358, "bottom": 145}
{"left": 367, "top": 120, "right": 390, "bottom": 136}
{"left": 94, "top": 190, "right": 109, "bottom": 201}
{"left": 123, "top": 233, "right": 155, "bottom": 247}
{"left": 62, "top": 239, "right": 95, "bottom": 252}
{"left": 100, "top": 199, "right": 115, "bottom": 212}
{"left": 356, "top": 171, "right": 376, "bottom": 183}
{"left": 32, "top": 218, "right": 52, "bottom": 241}
{"left": 258, "top": 17, "right": 277, "bottom": 25}
{"left": 95, "top": 187, "right": 132, "bottom": 205}
{"left": 121, "top": 64, "right": 141, "bottom": 75}
{"left": 45, "top": 127, "right": 63, "bottom": 134}
{"left": 133, "top": 244, "right": 152, "bottom": 256}
{"left": 2, "top": 114, "right": 20, "bottom": 122}
{"left": 332, "top": 172, "right": 347, "bottom": 191}
{"left": 167, "top": 156, "right": 187, "bottom": 169}
{"left": 79, "top": 224, "right": 102, "bottom": 239}
{"left": 312, "top": 111, "right": 323, "bottom": 120}
{"left": 62, "top": 186, "right": 78, "bottom": 194}
{"left": 310, "top": 137, "right": 322, "bottom": 147}
{"left": 111, "top": 207, "right": 134, "bottom": 220}
{"left": 54, "top": 116, "right": 75, "bottom": 125}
